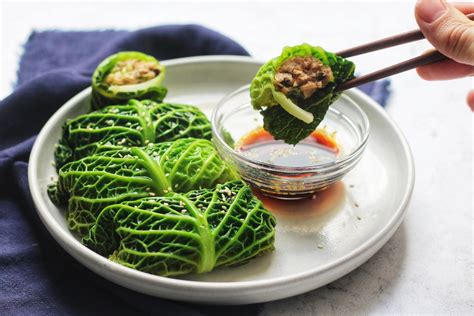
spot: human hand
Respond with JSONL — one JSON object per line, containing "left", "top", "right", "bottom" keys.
{"left": 415, "top": 0, "right": 474, "bottom": 110}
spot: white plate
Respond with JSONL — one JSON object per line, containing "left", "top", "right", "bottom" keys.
{"left": 28, "top": 56, "right": 414, "bottom": 304}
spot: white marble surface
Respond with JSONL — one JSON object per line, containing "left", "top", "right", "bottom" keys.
{"left": 1, "top": 1, "right": 472, "bottom": 314}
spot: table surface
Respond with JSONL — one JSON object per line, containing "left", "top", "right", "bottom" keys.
{"left": 1, "top": 1, "right": 472, "bottom": 314}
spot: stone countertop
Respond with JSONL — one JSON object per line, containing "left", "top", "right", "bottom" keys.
{"left": 1, "top": 1, "right": 472, "bottom": 314}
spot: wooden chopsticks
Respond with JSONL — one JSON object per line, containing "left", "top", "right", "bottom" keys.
{"left": 336, "top": 13, "right": 474, "bottom": 91}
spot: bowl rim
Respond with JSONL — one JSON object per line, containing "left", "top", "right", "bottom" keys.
{"left": 211, "top": 84, "right": 370, "bottom": 174}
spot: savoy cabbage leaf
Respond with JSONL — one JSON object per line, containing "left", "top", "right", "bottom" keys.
{"left": 48, "top": 138, "right": 237, "bottom": 236}
{"left": 83, "top": 180, "right": 276, "bottom": 277}
{"left": 250, "top": 44, "right": 355, "bottom": 145}
{"left": 55, "top": 99, "right": 211, "bottom": 169}
{"left": 91, "top": 51, "right": 167, "bottom": 110}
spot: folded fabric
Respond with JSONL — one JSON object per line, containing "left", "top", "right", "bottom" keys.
{"left": 0, "top": 25, "right": 390, "bottom": 315}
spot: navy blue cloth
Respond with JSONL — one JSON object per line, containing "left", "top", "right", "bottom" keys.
{"left": 0, "top": 25, "right": 390, "bottom": 315}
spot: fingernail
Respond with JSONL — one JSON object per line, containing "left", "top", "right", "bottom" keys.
{"left": 416, "top": 0, "right": 447, "bottom": 23}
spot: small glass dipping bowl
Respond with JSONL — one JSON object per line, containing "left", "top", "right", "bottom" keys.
{"left": 211, "top": 85, "right": 370, "bottom": 199}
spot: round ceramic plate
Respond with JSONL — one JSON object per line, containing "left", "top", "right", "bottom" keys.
{"left": 28, "top": 56, "right": 414, "bottom": 304}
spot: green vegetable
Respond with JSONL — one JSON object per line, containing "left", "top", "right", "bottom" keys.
{"left": 48, "top": 138, "right": 237, "bottom": 236}
{"left": 83, "top": 180, "right": 276, "bottom": 277}
{"left": 54, "top": 99, "right": 211, "bottom": 169}
{"left": 250, "top": 44, "right": 355, "bottom": 145}
{"left": 221, "top": 128, "right": 235, "bottom": 148}
{"left": 91, "top": 52, "right": 167, "bottom": 110}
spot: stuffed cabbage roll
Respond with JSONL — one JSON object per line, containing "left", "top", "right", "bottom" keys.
{"left": 250, "top": 44, "right": 355, "bottom": 145}
{"left": 48, "top": 138, "right": 237, "bottom": 236}
{"left": 91, "top": 52, "right": 167, "bottom": 110}
{"left": 83, "top": 180, "right": 276, "bottom": 277}
{"left": 54, "top": 99, "right": 211, "bottom": 169}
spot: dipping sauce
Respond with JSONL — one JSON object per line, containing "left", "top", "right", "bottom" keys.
{"left": 235, "top": 127, "right": 339, "bottom": 167}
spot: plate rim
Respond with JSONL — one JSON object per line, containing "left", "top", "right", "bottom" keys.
{"left": 28, "top": 55, "right": 415, "bottom": 296}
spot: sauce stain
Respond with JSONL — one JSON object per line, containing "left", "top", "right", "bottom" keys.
{"left": 254, "top": 182, "right": 346, "bottom": 234}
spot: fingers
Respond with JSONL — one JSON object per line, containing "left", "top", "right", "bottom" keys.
{"left": 416, "top": 58, "right": 474, "bottom": 80}
{"left": 467, "top": 90, "right": 474, "bottom": 111}
{"left": 452, "top": 2, "right": 474, "bottom": 14}
{"left": 415, "top": 0, "right": 474, "bottom": 65}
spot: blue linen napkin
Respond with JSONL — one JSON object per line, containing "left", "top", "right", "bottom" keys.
{"left": 0, "top": 25, "right": 390, "bottom": 315}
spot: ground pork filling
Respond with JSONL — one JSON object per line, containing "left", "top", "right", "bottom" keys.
{"left": 105, "top": 59, "right": 161, "bottom": 86}
{"left": 274, "top": 56, "right": 334, "bottom": 99}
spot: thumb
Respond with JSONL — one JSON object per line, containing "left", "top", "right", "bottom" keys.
{"left": 415, "top": 0, "right": 474, "bottom": 65}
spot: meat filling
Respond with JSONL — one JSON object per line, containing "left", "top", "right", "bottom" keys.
{"left": 274, "top": 56, "right": 334, "bottom": 99}
{"left": 105, "top": 59, "right": 160, "bottom": 86}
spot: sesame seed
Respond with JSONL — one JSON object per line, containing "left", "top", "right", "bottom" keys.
{"left": 181, "top": 209, "right": 186, "bottom": 214}
{"left": 149, "top": 192, "right": 156, "bottom": 196}
{"left": 317, "top": 244, "right": 324, "bottom": 249}
{"left": 118, "top": 138, "right": 127, "bottom": 145}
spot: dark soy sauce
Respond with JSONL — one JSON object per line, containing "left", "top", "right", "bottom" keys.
{"left": 235, "top": 127, "right": 339, "bottom": 167}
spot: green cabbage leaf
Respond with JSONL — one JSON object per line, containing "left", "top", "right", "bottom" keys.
{"left": 54, "top": 100, "right": 211, "bottom": 169}
{"left": 48, "top": 138, "right": 237, "bottom": 236}
{"left": 250, "top": 44, "right": 355, "bottom": 145}
{"left": 91, "top": 52, "right": 167, "bottom": 110}
{"left": 83, "top": 180, "right": 276, "bottom": 277}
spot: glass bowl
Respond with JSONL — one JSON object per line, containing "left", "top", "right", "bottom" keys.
{"left": 211, "top": 85, "right": 370, "bottom": 199}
